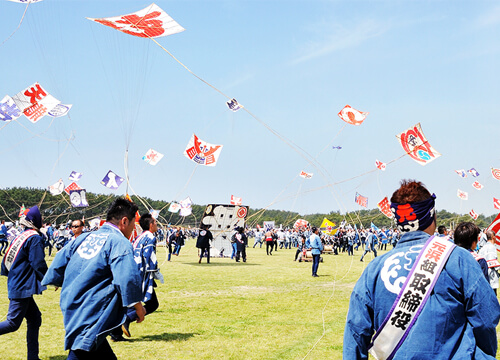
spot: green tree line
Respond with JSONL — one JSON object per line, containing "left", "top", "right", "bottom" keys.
{"left": 0, "top": 187, "right": 495, "bottom": 229}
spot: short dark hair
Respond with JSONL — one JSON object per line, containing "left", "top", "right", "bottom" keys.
{"left": 486, "top": 230, "right": 496, "bottom": 241}
{"left": 437, "top": 225, "right": 447, "bottom": 234}
{"left": 391, "top": 180, "right": 432, "bottom": 204}
{"left": 139, "top": 213, "right": 155, "bottom": 231}
{"left": 454, "top": 222, "right": 480, "bottom": 250}
{"left": 106, "top": 198, "right": 138, "bottom": 223}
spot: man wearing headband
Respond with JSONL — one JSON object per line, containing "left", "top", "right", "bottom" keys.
{"left": 344, "top": 180, "right": 500, "bottom": 359}
{"left": 0, "top": 206, "right": 48, "bottom": 360}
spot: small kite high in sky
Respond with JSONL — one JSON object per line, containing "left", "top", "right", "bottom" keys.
{"left": 355, "top": 192, "right": 368, "bottom": 208}
{"left": 396, "top": 123, "right": 441, "bottom": 165}
{"left": 0, "top": 95, "right": 21, "bottom": 122}
{"left": 142, "top": 148, "right": 164, "bottom": 166}
{"left": 184, "top": 134, "right": 223, "bottom": 166}
{"left": 168, "top": 202, "right": 181, "bottom": 213}
{"left": 457, "top": 189, "right": 468, "bottom": 200}
{"left": 377, "top": 197, "right": 393, "bottom": 218}
{"left": 226, "top": 98, "right": 243, "bottom": 112}
{"left": 299, "top": 171, "right": 313, "bottom": 179}
{"left": 332, "top": 146, "right": 342, "bottom": 149}
{"left": 68, "top": 171, "right": 83, "bottom": 182}
{"left": 455, "top": 169, "right": 467, "bottom": 178}
{"left": 338, "top": 105, "right": 368, "bottom": 126}
{"left": 469, "top": 209, "right": 478, "bottom": 220}
{"left": 468, "top": 168, "right": 480, "bottom": 177}
{"left": 230, "top": 195, "right": 242, "bottom": 205}
{"left": 48, "top": 179, "right": 64, "bottom": 196}
{"left": 491, "top": 168, "right": 500, "bottom": 180}
{"left": 494, "top": 198, "right": 500, "bottom": 210}
{"left": 64, "top": 182, "right": 82, "bottom": 195}
{"left": 375, "top": 160, "right": 386, "bottom": 171}
{"left": 101, "top": 170, "right": 125, "bottom": 190}
{"left": 87, "top": 3, "right": 185, "bottom": 39}
{"left": 472, "top": 181, "right": 484, "bottom": 190}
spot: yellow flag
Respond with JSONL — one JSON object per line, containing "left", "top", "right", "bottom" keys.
{"left": 320, "top": 218, "right": 337, "bottom": 235}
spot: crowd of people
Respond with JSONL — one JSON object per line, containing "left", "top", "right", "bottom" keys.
{"left": 1, "top": 179, "right": 500, "bottom": 359}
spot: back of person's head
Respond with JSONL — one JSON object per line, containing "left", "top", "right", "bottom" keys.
{"left": 139, "top": 213, "right": 154, "bottom": 232}
{"left": 106, "top": 198, "right": 138, "bottom": 223}
{"left": 437, "top": 225, "right": 447, "bottom": 234}
{"left": 311, "top": 227, "right": 318, "bottom": 233}
{"left": 454, "top": 222, "right": 480, "bottom": 250}
{"left": 390, "top": 180, "right": 432, "bottom": 204}
{"left": 486, "top": 230, "right": 496, "bottom": 241}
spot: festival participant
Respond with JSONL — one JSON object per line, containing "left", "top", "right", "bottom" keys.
{"left": 69, "top": 219, "right": 84, "bottom": 240}
{"left": 253, "top": 228, "right": 263, "bottom": 248}
{"left": 344, "top": 180, "right": 500, "bottom": 359}
{"left": 173, "top": 227, "right": 185, "bottom": 256}
{"left": 359, "top": 229, "right": 377, "bottom": 262}
{"left": 0, "top": 220, "right": 8, "bottom": 255}
{"left": 196, "top": 224, "right": 213, "bottom": 264}
{"left": 454, "top": 222, "right": 489, "bottom": 282}
{"left": 0, "top": 206, "right": 48, "bottom": 360}
{"left": 42, "top": 198, "right": 145, "bottom": 359}
{"left": 233, "top": 227, "right": 248, "bottom": 262}
{"left": 295, "top": 235, "right": 306, "bottom": 261}
{"left": 437, "top": 225, "right": 448, "bottom": 237}
{"left": 479, "top": 230, "right": 500, "bottom": 295}
{"left": 265, "top": 230, "right": 274, "bottom": 255}
{"left": 167, "top": 229, "right": 178, "bottom": 261}
{"left": 113, "top": 213, "right": 163, "bottom": 340}
{"left": 309, "top": 227, "right": 323, "bottom": 277}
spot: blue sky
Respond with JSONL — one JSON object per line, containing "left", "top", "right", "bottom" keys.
{"left": 1, "top": 0, "right": 500, "bottom": 218}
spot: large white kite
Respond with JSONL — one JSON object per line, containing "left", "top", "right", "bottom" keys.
{"left": 184, "top": 134, "right": 223, "bottom": 166}
{"left": 12, "top": 83, "right": 60, "bottom": 123}
{"left": 87, "top": 3, "right": 185, "bottom": 39}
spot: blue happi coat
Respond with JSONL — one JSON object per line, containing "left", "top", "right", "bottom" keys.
{"left": 132, "top": 230, "right": 159, "bottom": 302}
{"left": 42, "top": 223, "right": 142, "bottom": 351}
{"left": 1, "top": 230, "right": 47, "bottom": 299}
{"left": 344, "top": 230, "right": 500, "bottom": 359}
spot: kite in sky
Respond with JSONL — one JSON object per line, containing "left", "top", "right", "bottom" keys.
{"left": 468, "top": 168, "right": 480, "bottom": 177}
{"left": 168, "top": 202, "right": 181, "bottom": 213}
{"left": 492, "top": 168, "right": 500, "bottom": 180}
{"left": 375, "top": 160, "right": 386, "bottom": 171}
{"left": 230, "top": 195, "right": 242, "bottom": 205}
{"left": 64, "top": 182, "right": 82, "bottom": 195}
{"left": 0, "top": 95, "right": 21, "bottom": 122}
{"left": 142, "top": 148, "right": 164, "bottom": 166}
{"left": 12, "top": 82, "right": 61, "bottom": 123}
{"left": 494, "top": 198, "right": 500, "bottom": 210}
{"left": 377, "top": 197, "right": 394, "bottom": 219}
{"left": 472, "top": 181, "right": 484, "bottom": 190}
{"left": 184, "top": 134, "right": 223, "bottom": 166}
{"left": 299, "top": 171, "right": 313, "bottom": 179}
{"left": 48, "top": 104, "right": 72, "bottom": 118}
{"left": 48, "top": 179, "right": 64, "bottom": 196}
{"left": 469, "top": 209, "right": 478, "bottom": 220}
{"left": 332, "top": 146, "right": 342, "bottom": 150}
{"left": 338, "top": 105, "right": 368, "bottom": 126}
{"left": 70, "top": 189, "right": 88, "bottom": 208}
{"left": 68, "top": 171, "right": 83, "bottom": 182}
{"left": 101, "top": 170, "right": 124, "bottom": 190}
{"left": 226, "top": 98, "right": 243, "bottom": 112}
{"left": 396, "top": 123, "right": 441, "bottom": 165}
{"left": 455, "top": 169, "right": 467, "bottom": 178}
{"left": 457, "top": 189, "right": 468, "bottom": 200}
{"left": 87, "top": 3, "right": 185, "bottom": 39}
{"left": 355, "top": 192, "right": 368, "bottom": 208}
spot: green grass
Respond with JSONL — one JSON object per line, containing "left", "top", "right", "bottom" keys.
{"left": 0, "top": 242, "right": 499, "bottom": 359}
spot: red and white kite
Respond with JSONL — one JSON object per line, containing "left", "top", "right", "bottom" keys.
{"left": 12, "top": 83, "right": 60, "bottom": 123}
{"left": 457, "top": 189, "right": 468, "bottom": 200}
{"left": 375, "top": 160, "right": 386, "bottom": 171}
{"left": 64, "top": 182, "right": 82, "bottom": 195}
{"left": 377, "top": 197, "right": 394, "bottom": 218}
{"left": 494, "top": 198, "right": 500, "bottom": 210}
{"left": 469, "top": 209, "right": 478, "bottom": 220}
{"left": 87, "top": 3, "right": 185, "bottom": 39}
{"left": 492, "top": 168, "right": 500, "bottom": 180}
{"left": 472, "top": 181, "right": 484, "bottom": 190}
{"left": 338, "top": 105, "right": 368, "bottom": 126}
{"left": 293, "top": 219, "right": 309, "bottom": 230}
{"left": 355, "top": 192, "right": 368, "bottom": 208}
{"left": 299, "top": 171, "right": 313, "bottom": 179}
{"left": 396, "top": 123, "right": 441, "bottom": 166}
{"left": 184, "top": 134, "right": 223, "bottom": 167}
{"left": 230, "top": 195, "right": 242, "bottom": 205}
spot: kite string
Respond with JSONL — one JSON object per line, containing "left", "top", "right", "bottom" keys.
{"left": 0, "top": 2, "right": 30, "bottom": 48}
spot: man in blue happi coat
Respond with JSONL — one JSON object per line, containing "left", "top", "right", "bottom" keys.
{"left": 42, "top": 198, "right": 146, "bottom": 359}
{"left": 113, "top": 213, "right": 163, "bottom": 340}
{"left": 344, "top": 180, "right": 500, "bottom": 359}
{"left": 0, "top": 206, "right": 48, "bottom": 360}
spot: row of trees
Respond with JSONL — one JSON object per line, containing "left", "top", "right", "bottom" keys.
{"left": 0, "top": 187, "right": 496, "bottom": 229}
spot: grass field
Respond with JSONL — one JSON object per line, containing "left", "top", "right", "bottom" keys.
{"left": 0, "top": 240, "right": 499, "bottom": 359}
